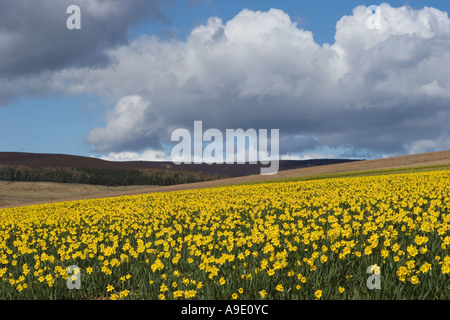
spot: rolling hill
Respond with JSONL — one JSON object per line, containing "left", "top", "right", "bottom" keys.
{"left": 0, "top": 152, "right": 225, "bottom": 186}
{"left": 0, "top": 152, "right": 360, "bottom": 177}
{"left": 104, "top": 149, "right": 450, "bottom": 194}
{"left": 1, "top": 150, "right": 449, "bottom": 208}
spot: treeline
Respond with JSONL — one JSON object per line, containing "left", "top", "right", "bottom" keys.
{"left": 0, "top": 166, "right": 224, "bottom": 186}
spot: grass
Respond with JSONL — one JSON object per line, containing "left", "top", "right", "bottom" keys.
{"left": 233, "top": 163, "right": 450, "bottom": 186}
{"left": 0, "top": 181, "right": 160, "bottom": 208}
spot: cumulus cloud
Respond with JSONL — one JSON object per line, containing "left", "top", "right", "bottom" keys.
{"left": 6, "top": 3, "right": 450, "bottom": 159}
{"left": 85, "top": 95, "right": 164, "bottom": 152}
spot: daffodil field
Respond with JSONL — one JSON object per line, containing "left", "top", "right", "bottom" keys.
{"left": 0, "top": 170, "right": 449, "bottom": 300}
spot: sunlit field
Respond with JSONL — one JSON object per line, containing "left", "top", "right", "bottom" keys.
{"left": 0, "top": 170, "right": 449, "bottom": 300}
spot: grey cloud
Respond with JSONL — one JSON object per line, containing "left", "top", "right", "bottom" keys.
{"left": 0, "top": 0, "right": 173, "bottom": 79}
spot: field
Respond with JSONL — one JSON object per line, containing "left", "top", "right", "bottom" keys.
{"left": 2, "top": 150, "right": 449, "bottom": 209}
{"left": 0, "top": 181, "right": 160, "bottom": 209}
{"left": 0, "top": 169, "right": 449, "bottom": 300}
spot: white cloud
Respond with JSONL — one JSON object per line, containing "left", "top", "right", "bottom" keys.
{"left": 280, "top": 154, "right": 304, "bottom": 160}
{"left": 99, "top": 149, "right": 171, "bottom": 162}
{"left": 403, "top": 134, "right": 450, "bottom": 155}
{"left": 85, "top": 95, "right": 161, "bottom": 152}
{"left": 280, "top": 153, "right": 323, "bottom": 161}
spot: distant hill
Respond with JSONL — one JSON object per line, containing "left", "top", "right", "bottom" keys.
{"left": 1, "top": 150, "right": 448, "bottom": 209}
{"left": 0, "top": 152, "right": 141, "bottom": 170}
{"left": 0, "top": 152, "right": 225, "bottom": 186}
{"left": 0, "top": 152, "right": 362, "bottom": 181}
{"left": 123, "top": 159, "right": 362, "bottom": 178}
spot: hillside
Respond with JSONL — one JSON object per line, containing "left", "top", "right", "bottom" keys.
{"left": 0, "top": 149, "right": 449, "bottom": 209}
{"left": 109, "top": 149, "right": 450, "bottom": 194}
{"left": 0, "top": 182, "right": 158, "bottom": 209}
{"left": 0, "top": 152, "right": 360, "bottom": 178}
{"left": 0, "top": 152, "right": 135, "bottom": 170}
{"left": 0, "top": 152, "right": 225, "bottom": 186}
{"left": 122, "top": 158, "right": 361, "bottom": 177}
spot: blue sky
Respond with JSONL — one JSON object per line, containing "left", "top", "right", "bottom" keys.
{"left": 0, "top": 95, "right": 110, "bottom": 155}
{"left": 130, "top": 0, "right": 449, "bottom": 44}
{"left": 1, "top": 0, "right": 449, "bottom": 161}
